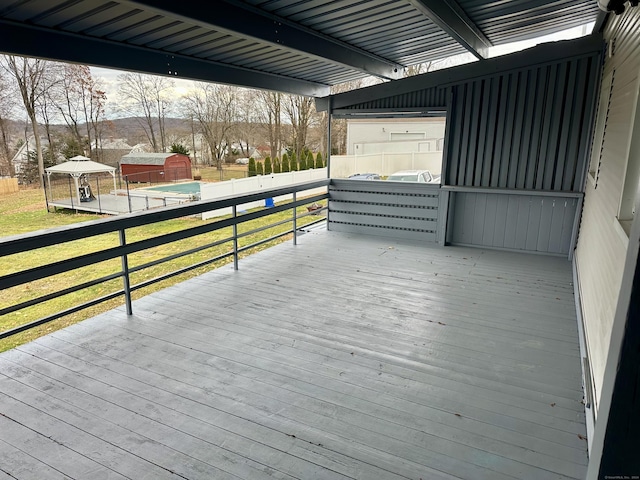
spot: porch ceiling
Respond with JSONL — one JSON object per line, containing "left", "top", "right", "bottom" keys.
{"left": 0, "top": 0, "right": 601, "bottom": 96}
{"left": 0, "top": 230, "right": 588, "bottom": 479}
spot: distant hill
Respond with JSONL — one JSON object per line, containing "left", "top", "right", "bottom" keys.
{"left": 100, "top": 117, "right": 191, "bottom": 146}
{"left": 2, "top": 116, "right": 191, "bottom": 148}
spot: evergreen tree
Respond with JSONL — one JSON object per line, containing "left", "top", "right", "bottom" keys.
{"left": 282, "top": 153, "right": 290, "bottom": 173}
{"left": 307, "top": 151, "right": 314, "bottom": 170}
{"left": 290, "top": 152, "right": 297, "bottom": 171}
{"left": 264, "top": 156, "right": 272, "bottom": 175}
{"left": 248, "top": 157, "right": 257, "bottom": 176}
{"left": 315, "top": 152, "right": 324, "bottom": 169}
{"left": 61, "top": 136, "right": 85, "bottom": 159}
{"left": 170, "top": 143, "right": 190, "bottom": 155}
{"left": 273, "top": 158, "right": 281, "bottom": 174}
{"left": 299, "top": 152, "right": 307, "bottom": 171}
{"left": 20, "top": 149, "right": 55, "bottom": 185}
{"left": 256, "top": 161, "right": 264, "bottom": 175}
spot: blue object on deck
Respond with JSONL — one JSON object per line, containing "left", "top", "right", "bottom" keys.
{"left": 265, "top": 197, "right": 275, "bottom": 208}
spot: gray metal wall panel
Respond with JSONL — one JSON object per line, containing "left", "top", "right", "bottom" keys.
{"left": 328, "top": 180, "right": 440, "bottom": 242}
{"left": 450, "top": 192, "right": 580, "bottom": 255}
{"left": 445, "top": 55, "right": 601, "bottom": 192}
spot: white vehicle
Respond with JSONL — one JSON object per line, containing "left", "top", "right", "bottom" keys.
{"left": 387, "top": 170, "right": 440, "bottom": 184}
{"left": 235, "top": 157, "right": 250, "bottom": 165}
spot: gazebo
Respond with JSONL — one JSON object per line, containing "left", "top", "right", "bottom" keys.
{"left": 45, "top": 155, "right": 117, "bottom": 207}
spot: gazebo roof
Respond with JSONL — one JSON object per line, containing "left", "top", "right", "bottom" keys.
{"left": 45, "top": 159, "right": 116, "bottom": 176}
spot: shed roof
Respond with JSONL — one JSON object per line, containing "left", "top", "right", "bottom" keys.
{"left": 0, "top": 0, "right": 603, "bottom": 97}
{"left": 120, "top": 153, "right": 177, "bottom": 165}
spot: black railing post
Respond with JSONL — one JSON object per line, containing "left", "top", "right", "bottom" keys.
{"left": 292, "top": 192, "right": 297, "bottom": 245}
{"left": 119, "top": 229, "right": 133, "bottom": 315}
{"left": 232, "top": 205, "right": 239, "bottom": 270}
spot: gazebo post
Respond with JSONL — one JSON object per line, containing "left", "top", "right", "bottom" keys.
{"left": 72, "top": 174, "right": 82, "bottom": 207}
{"left": 46, "top": 172, "right": 53, "bottom": 209}
{"left": 111, "top": 171, "right": 117, "bottom": 196}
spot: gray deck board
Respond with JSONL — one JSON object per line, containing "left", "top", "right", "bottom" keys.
{"left": 0, "top": 230, "right": 589, "bottom": 479}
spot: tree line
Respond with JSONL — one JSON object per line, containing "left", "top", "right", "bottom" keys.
{"left": 0, "top": 54, "right": 347, "bottom": 185}
{"left": 247, "top": 151, "right": 325, "bottom": 176}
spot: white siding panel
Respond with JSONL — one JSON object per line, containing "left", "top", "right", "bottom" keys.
{"left": 575, "top": 8, "right": 640, "bottom": 410}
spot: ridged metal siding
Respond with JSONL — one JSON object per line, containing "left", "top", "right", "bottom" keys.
{"left": 450, "top": 192, "right": 580, "bottom": 255}
{"left": 458, "top": 0, "right": 599, "bottom": 45}
{"left": 446, "top": 54, "right": 601, "bottom": 191}
{"left": 340, "top": 86, "right": 447, "bottom": 110}
{"left": 246, "top": 0, "right": 466, "bottom": 66}
{"left": 575, "top": 8, "right": 640, "bottom": 409}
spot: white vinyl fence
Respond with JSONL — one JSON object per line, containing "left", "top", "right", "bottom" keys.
{"left": 200, "top": 168, "right": 328, "bottom": 219}
{"left": 330, "top": 152, "right": 443, "bottom": 178}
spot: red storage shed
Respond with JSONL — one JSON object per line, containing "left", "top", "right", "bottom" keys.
{"left": 120, "top": 153, "right": 192, "bottom": 183}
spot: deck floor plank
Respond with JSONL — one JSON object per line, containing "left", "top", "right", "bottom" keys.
{"left": 128, "top": 294, "right": 585, "bottom": 407}
{"left": 43, "top": 320, "right": 588, "bottom": 468}
{"left": 0, "top": 410, "right": 129, "bottom": 480}
{"left": 0, "top": 231, "right": 589, "bottom": 479}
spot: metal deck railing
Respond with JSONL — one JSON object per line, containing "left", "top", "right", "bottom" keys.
{"left": 0, "top": 179, "right": 329, "bottom": 339}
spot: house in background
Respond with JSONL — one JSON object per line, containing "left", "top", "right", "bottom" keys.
{"left": 119, "top": 152, "right": 192, "bottom": 183}
{"left": 331, "top": 118, "right": 447, "bottom": 177}
{"left": 94, "top": 138, "right": 133, "bottom": 168}
{"left": 346, "top": 117, "right": 446, "bottom": 155}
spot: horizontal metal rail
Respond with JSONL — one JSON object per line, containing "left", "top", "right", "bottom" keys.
{"left": 0, "top": 180, "right": 329, "bottom": 339}
{"left": 1, "top": 179, "right": 330, "bottom": 257}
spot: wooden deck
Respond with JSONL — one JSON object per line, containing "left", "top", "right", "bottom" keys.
{"left": 0, "top": 230, "right": 588, "bottom": 479}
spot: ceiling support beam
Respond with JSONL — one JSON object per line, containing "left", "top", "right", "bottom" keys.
{"left": 593, "top": 10, "right": 609, "bottom": 33}
{"left": 408, "top": 0, "right": 491, "bottom": 60}
{"left": 0, "top": 19, "right": 330, "bottom": 97}
{"left": 125, "top": 0, "right": 404, "bottom": 80}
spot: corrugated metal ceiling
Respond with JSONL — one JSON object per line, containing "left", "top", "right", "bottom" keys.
{"left": 0, "top": 0, "right": 601, "bottom": 96}
{"left": 459, "top": 0, "right": 600, "bottom": 44}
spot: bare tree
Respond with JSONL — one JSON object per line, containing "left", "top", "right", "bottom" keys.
{"left": 1, "top": 55, "right": 51, "bottom": 183}
{"left": 257, "top": 90, "right": 282, "bottom": 161}
{"left": 37, "top": 89, "right": 57, "bottom": 163}
{"left": 182, "top": 83, "right": 237, "bottom": 168}
{"left": 282, "top": 93, "right": 316, "bottom": 159}
{"left": 117, "top": 73, "right": 174, "bottom": 152}
{"left": 49, "top": 64, "right": 107, "bottom": 159}
{"left": 0, "top": 67, "right": 16, "bottom": 176}
{"left": 316, "top": 80, "right": 373, "bottom": 158}
{"left": 403, "top": 54, "right": 475, "bottom": 77}
{"left": 233, "top": 89, "right": 262, "bottom": 159}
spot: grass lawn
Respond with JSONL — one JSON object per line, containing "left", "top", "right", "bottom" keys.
{"left": 196, "top": 165, "right": 248, "bottom": 182}
{"left": 0, "top": 184, "right": 324, "bottom": 352}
